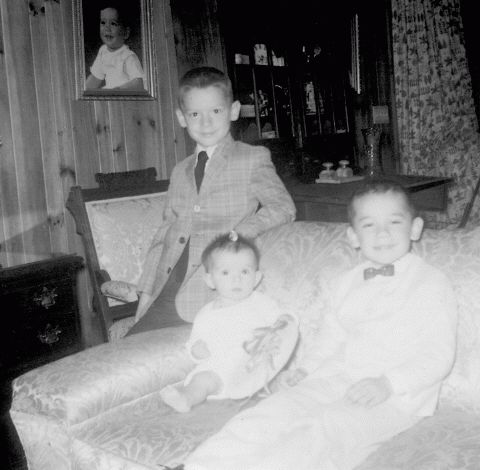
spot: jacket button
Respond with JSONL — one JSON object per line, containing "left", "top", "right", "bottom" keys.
{"left": 179, "top": 236, "right": 186, "bottom": 244}
{"left": 167, "top": 267, "right": 172, "bottom": 274}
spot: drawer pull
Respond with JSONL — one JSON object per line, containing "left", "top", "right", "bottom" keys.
{"left": 38, "top": 324, "right": 62, "bottom": 345}
{"left": 34, "top": 286, "right": 58, "bottom": 309}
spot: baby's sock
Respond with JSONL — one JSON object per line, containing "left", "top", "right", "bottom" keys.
{"left": 159, "top": 384, "right": 191, "bottom": 413}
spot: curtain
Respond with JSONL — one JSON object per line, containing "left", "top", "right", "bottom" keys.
{"left": 391, "top": 0, "right": 480, "bottom": 227}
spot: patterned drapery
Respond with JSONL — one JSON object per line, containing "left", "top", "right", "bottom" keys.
{"left": 391, "top": 0, "right": 480, "bottom": 227}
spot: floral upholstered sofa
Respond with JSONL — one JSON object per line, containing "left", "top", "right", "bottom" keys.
{"left": 10, "top": 221, "right": 480, "bottom": 469}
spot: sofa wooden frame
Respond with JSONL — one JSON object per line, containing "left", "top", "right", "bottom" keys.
{"left": 66, "top": 168, "right": 169, "bottom": 342}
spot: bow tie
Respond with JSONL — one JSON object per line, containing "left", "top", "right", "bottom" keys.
{"left": 363, "top": 264, "right": 395, "bottom": 280}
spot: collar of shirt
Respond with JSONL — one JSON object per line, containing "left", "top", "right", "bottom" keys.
{"left": 100, "top": 44, "right": 130, "bottom": 58}
{"left": 194, "top": 132, "right": 234, "bottom": 167}
{"left": 195, "top": 145, "right": 217, "bottom": 170}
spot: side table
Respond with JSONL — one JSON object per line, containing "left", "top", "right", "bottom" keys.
{"left": 0, "top": 254, "right": 84, "bottom": 380}
{"left": 286, "top": 175, "right": 451, "bottom": 222}
{"left": 0, "top": 254, "right": 83, "bottom": 469}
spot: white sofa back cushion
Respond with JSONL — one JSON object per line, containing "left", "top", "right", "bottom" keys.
{"left": 257, "top": 222, "right": 360, "bottom": 372}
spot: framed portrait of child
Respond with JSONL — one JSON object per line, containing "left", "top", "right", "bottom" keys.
{"left": 73, "top": 0, "right": 156, "bottom": 100}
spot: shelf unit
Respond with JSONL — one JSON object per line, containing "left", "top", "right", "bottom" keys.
{"left": 231, "top": 43, "right": 295, "bottom": 143}
{"left": 220, "top": 0, "right": 356, "bottom": 178}
{"left": 229, "top": 41, "right": 352, "bottom": 152}
{"left": 296, "top": 43, "right": 351, "bottom": 140}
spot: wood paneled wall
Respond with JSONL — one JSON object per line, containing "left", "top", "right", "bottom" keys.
{"left": 0, "top": 0, "right": 224, "bottom": 345}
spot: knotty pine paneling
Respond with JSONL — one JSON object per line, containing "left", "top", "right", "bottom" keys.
{"left": 0, "top": 0, "right": 224, "bottom": 346}
{"left": 0, "top": 4, "right": 23, "bottom": 269}
{"left": 1, "top": 0, "right": 51, "bottom": 265}
{"left": 30, "top": 0, "right": 71, "bottom": 256}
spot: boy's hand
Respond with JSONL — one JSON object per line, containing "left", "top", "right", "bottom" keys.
{"left": 344, "top": 375, "right": 393, "bottom": 408}
{"left": 191, "top": 340, "right": 210, "bottom": 360}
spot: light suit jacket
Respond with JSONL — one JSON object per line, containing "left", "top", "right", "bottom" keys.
{"left": 137, "top": 134, "right": 296, "bottom": 321}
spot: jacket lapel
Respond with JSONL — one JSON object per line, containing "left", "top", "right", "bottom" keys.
{"left": 184, "top": 156, "right": 198, "bottom": 193}
{"left": 200, "top": 150, "right": 227, "bottom": 193}
{"left": 198, "top": 135, "right": 234, "bottom": 194}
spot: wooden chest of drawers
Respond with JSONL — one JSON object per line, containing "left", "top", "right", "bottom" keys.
{"left": 0, "top": 254, "right": 84, "bottom": 380}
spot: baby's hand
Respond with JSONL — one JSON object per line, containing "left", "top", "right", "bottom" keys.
{"left": 273, "top": 313, "right": 296, "bottom": 328}
{"left": 344, "top": 376, "right": 393, "bottom": 408}
{"left": 284, "top": 367, "right": 308, "bottom": 386}
{"left": 190, "top": 340, "right": 210, "bottom": 360}
{"left": 272, "top": 368, "right": 307, "bottom": 392}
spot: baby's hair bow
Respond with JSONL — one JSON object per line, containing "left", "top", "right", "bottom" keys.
{"left": 229, "top": 230, "right": 238, "bottom": 242}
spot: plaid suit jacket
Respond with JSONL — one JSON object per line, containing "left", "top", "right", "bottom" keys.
{"left": 137, "top": 134, "right": 296, "bottom": 322}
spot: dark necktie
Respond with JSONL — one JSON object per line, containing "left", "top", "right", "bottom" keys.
{"left": 363, "top": 264, "right": 395, "bottom": 280}
{"left": 195, "top": 151, "right": 208, "bottom": 191}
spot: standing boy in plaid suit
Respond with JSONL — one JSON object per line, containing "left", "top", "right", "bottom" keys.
{"left": 127, "top": 66, "right": 296, "bottom": 335}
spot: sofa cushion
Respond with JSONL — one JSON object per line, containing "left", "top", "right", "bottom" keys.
{"left": 257, "top": 221, "right": 360, "bottom": 369}
{"left": 70, "top": 395, "right": 260, "bottom": 469}
{"left": 412, "top": 225, "right": 480, "bottom": 413}
{"left": 67, "top": 402, "right": 479, "bottom": 469}
{"left": 357, "top": 407, "right": 480, "bottom": 470}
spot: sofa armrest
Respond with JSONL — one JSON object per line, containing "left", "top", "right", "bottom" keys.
{"left": 11, "top": 326, "right": 193, "bottom": 427}
{"left": 101, "top": 279, "right": 139, "bottom": 303}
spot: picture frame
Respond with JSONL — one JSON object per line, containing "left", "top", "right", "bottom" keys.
{"left": 73, "top": 0, "right": 156, "bottom": 100}
{"left": 349, "top": 13, "right": 361, "bottom": 94}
